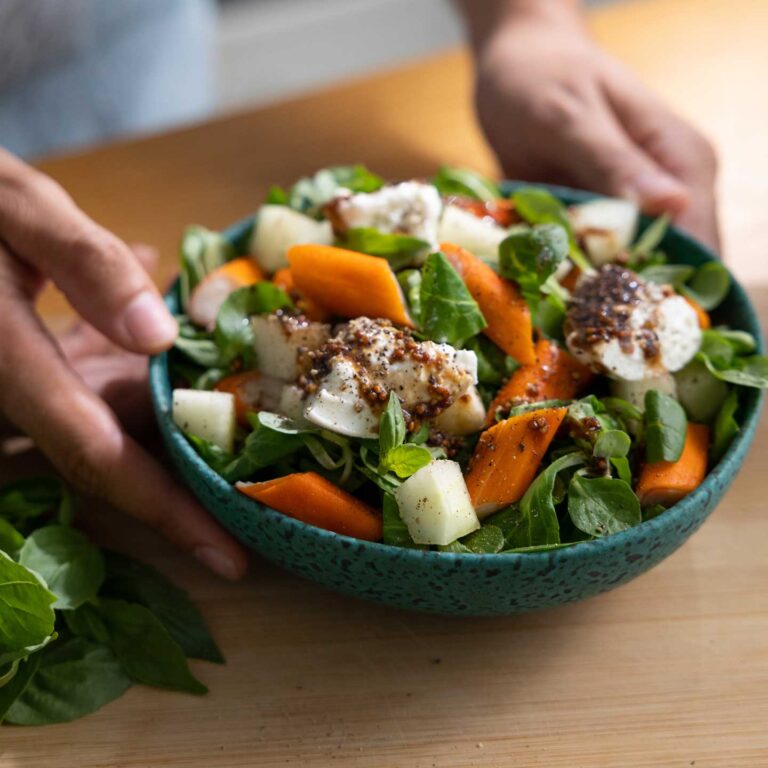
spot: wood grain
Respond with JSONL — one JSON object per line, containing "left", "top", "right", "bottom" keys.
{"left": 3, "top": 0, "right": 768, "bottom": 765}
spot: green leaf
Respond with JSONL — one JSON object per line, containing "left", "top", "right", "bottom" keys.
{"left": 707, "top": 328, "right": 757, "bottom": 355}
{"left": 179, "top": 225, "right": 235, "bottom": 310}
{"left": 379, "top": 392, "right": 407, "bottom": 457}
{"left": 630, "top": 214, "right": 670, "bottom": 260}
{"left": 419, "top": 251, "right": 487, "bottom": 345}
{"left": 511, "top": 187, "right": 591, "bottom": 271}
{"left": 4, "top": 638, "right": 131, "bottom": 726}
{"left": 498, "top": 224, "right": 569, "bottom": 307}
{"left": 515, "top": 453, "right": 586, "bottom": 547}
{"left": 187, "top": 435, "right": 235, "bottom": 475}
{"left": 98, "top": 551, "right": 224, "bottom": 664}
{"left": 265, "top": 185, "right": 288, "bottom": 205}
{"left": 711, "top": 389, "right": 740, "bottom": 462}
{"left": 639, "top": 263, "right": 694, "bottom": 288}
{"left": 697, "top": 352, "right": 768, "bottom": 389}
{"left": 611, "top": 456, "right": 633, "bottom": 485}
{"left": 463, "top": 336, "right": 519, "bottom": 386}
{"left": 214, "top": 283, "right": 293, "bottom": 367}
{"left": 644, "top": 390, "right": 688, "bottom": 462}
{"left": 568, "top": 474, "right": 641, "bottom": 537}
{"left": 0, "top": 653, "right": 41, "bottom": 723}
{"left": 96, "top": 599, "right": 207, "bottom": 695}
{"left": 340, "top": 228, "right": 428, "bottom": 270}
{"left": 382, "top": 494, "right": 425, "bottom": 549}
{"left": 593, "top": 429, "right": 631, "bottom": 459}
{"left": 0, "top": 519, "right": 24, "bottom": 556}
{"left": 0, "top": 551, "right": 57, "bottom": 657}
{"left": 0, "top": 477, "right": 64, "bottom": 533}
{"left": 222, "top": 412, "right": 305, "bottom": 483}
{"left": 459, "top": 525, "right": 504, "bottom": 554}
{"left": 287, "top": 165, "right": 384, "bottom": 215}
{"left": 682, "top": 262, "right": 731, "bottom": 311}
{"left": 381, "top": 444, "right": 433, "bottom": 479}
{"left": 432, "top": 166, "right": 500, "bottom": 202}
{"left": 19, "top": 526, "right": 105, "bottom": 610}
{"left": 173, "top": 336, "right": 225, "bottom": 368}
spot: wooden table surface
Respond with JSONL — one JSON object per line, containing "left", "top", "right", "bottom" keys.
{"left": 2, "top": 0, "right": 767, "bottom": 765}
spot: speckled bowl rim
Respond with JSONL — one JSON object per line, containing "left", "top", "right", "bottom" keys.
{"left": 150, "top": 182, "right": 764, "bottom": 565}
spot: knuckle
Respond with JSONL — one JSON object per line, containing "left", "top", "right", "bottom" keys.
{"left": 530, "top": 84, "right": 586, "bottom": 129}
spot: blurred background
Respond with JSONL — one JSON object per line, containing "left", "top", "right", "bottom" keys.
{"left": 0, "top": 0, "right": 612, "bottom": 160}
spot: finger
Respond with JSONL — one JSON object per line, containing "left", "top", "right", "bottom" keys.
{"left": 0, "top": 150, "right": 177, "bottom": 353}
{"left": 0, "top": 273, "right": 247, "bottom": 581}
{"left": 601, "top": 65, "right": 721, "bottom": 252}
{"left": 538, "top": 83, "right": 689, "bottom": 214}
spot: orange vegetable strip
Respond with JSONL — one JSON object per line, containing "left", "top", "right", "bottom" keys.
{"left": 465, "top": 406, "right": 568, "bottom": 517}
{"left": 287, "top": 244, "right": 413, "bottom": 327}
{"left": 636, "top": 423, "right": 710, "bottom": 507}
{"left": 485, "top": 338, "right": 594, "bottom": 426}
{"left": 441, "top": 242, "right": 535, "bottom": 365}
{"left": 237, "top": 472, "right": 383, "bottom": 541}
{"left": 683, "top": 295, "right": 711, "bottom": 329}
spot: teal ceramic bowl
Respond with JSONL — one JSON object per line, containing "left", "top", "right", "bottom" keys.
{"left": 150, "top": 183, "right": 764, "bottom": 616}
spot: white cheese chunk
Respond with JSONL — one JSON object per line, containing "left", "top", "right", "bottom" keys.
{"left": 436, "top": 204, "right": 507, "bottom": 263}
{"left": 252, "top": 314, "right": 331, "bottom": 381}
{"left": 568, "top": 198, "right": 639, "bottom": 266}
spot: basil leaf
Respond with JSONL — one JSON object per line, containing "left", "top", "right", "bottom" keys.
{"left": 4, "top": 638, "right": 131, "bottom": 726}
{"left": 382, "top": 494, "right": 425, "bottom": 549}
{"left": 187, "top": 435, "right": 235, "bottom": 475}
{"left": 515, "top": 453, "right": 586, "bottom": 547}
{"left": 512, "top": 187, "right": 591, "bottom": 272}
{"left": 100, "top": 551, "right": 224, "bottom": 664}
{"left": 173, "top": 336, "right": 225, "bottom": 368}
{"left": 214, "top": 283, "right": 293, "bottom": 367}
{"left": 711, "top": 389, "right": 740, "bottom": 462}
{"left": 179, "top": 225, "right": 235, "bottom": 310}
{"left": 265, "top": 185, "right": 288, "bottom": 205}
{"left": 340, "top": 228, "right": 428, "bottom": 270}
{"left": 639, "top": 263, "right": 695, "bottom": 287}
{"left": 419, "top": 251, "right": 487, "bottom": 345}
{"left": 432, "top": 166, "right": 500, "bottom": 202}
{"left": 0, "top": 653, "right": 41, "bottom": 724}
{"left": 97, "top": 599, "right": 207, "bottom": 695}
{"left": 463, "top": 336, "right": 519, "bottom": 386}
{"left": 19, "top": 526, "right": 104, "bottom": 611}
{"left": 498, "top": 224, "right": 569, "bottom": 306}
{"left": 707, "top": 328, "right": 757, "bottom": 355}
{"left": 593, "top": 429, "right": 631, "bottom": 459}
{"left": 610, "top": 457, "right": 633, "bottom": 485}
{"left": 0, "top": 551, "right": 56, "bottom": 658}
{"left": 0, "top": 477, "right": 64, "bottom": 533}
{"left": 381, "top": 444, "right": 433, "bottom": 479}
{"left": 379, "top": 392, "right": 406, "bottom": 457}
{"left": 459, "top": 525, "right": 504, "bottom": 554}
{"left": 682, "top": 262, "right": 731, "bottom": 311}
{"left": 0, "top": 519, "right": 24, "bottom": 556}
{"left": 644, "top": 390, "right": 688, "bottom": 462}
{"left": 568, "top": 474, "right": 641, "bottom": 537}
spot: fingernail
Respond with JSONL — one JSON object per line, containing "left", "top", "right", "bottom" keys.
{"left": 194, "top": 546, "right": 242, "bottom": 581}
{"left": 622, "top": 172, "right": 688, "bottom": 212}
{"left": 123, "top": 291, "right": 178, "bottom": 350}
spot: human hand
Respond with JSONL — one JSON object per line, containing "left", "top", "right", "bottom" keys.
{"left": 0, "top": 149, "right": 248, "bottom": 580}
{"left": 463, "top": 2, "right": 720, "bottom": 250}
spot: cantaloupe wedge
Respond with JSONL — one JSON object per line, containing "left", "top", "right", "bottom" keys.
{"left": 441, "top": 242, "right": 535, "bottom": 364}
{"left": 466, "top": 406, "right": 568, "bottom": 517}
{"left": 287, "top": 244, "right": 413, "bottom": 327}
{"left": 188, "top": 258, "right": 265, "bottom": 329}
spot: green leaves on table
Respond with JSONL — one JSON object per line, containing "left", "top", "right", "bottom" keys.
{"left": 644, "top": 390, "right": 688, "bottom": 463}
{"left": 0, "top": 476, "right": 223, "bottom": 727}
{"left": 19, "top": 526, "right": 104, "bottom": 610}
{"left": 418, "top": 251, "right": 487, "bottom": 346}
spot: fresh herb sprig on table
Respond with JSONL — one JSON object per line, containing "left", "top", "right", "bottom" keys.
{"left": 0, "top": 478, "right": 221, "bottom": 726}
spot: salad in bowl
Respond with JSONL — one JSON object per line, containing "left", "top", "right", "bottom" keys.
{"left": 164, "top": 166, "right": 766, "bottom": 557}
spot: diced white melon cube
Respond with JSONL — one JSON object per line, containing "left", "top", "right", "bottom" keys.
{"left": 611, "top": 372, "right": 677, "bottom": 411}
{"left": 172, "top": 389, "right": 236, "bottom": 452}
{"left": 437, "top": 204, "right": 507, "bottom": 263}
{"left": 252, "top": 205, "right": 333, "bottom": 273}
{"left": 568, "top": 198, "right": 639, "bottom": 266}
{"left": 252, "top": 314, "right": 330, "bottom": 381}
{"left": 432, "top": 386, "right": 486, "bottom": 436}
{"left": 394, "top": 460, "right": 480, "bottom": 545}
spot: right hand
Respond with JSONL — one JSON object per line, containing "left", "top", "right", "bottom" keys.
{"left": 0, "top": 149, "right": 248, "bottom": 580}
